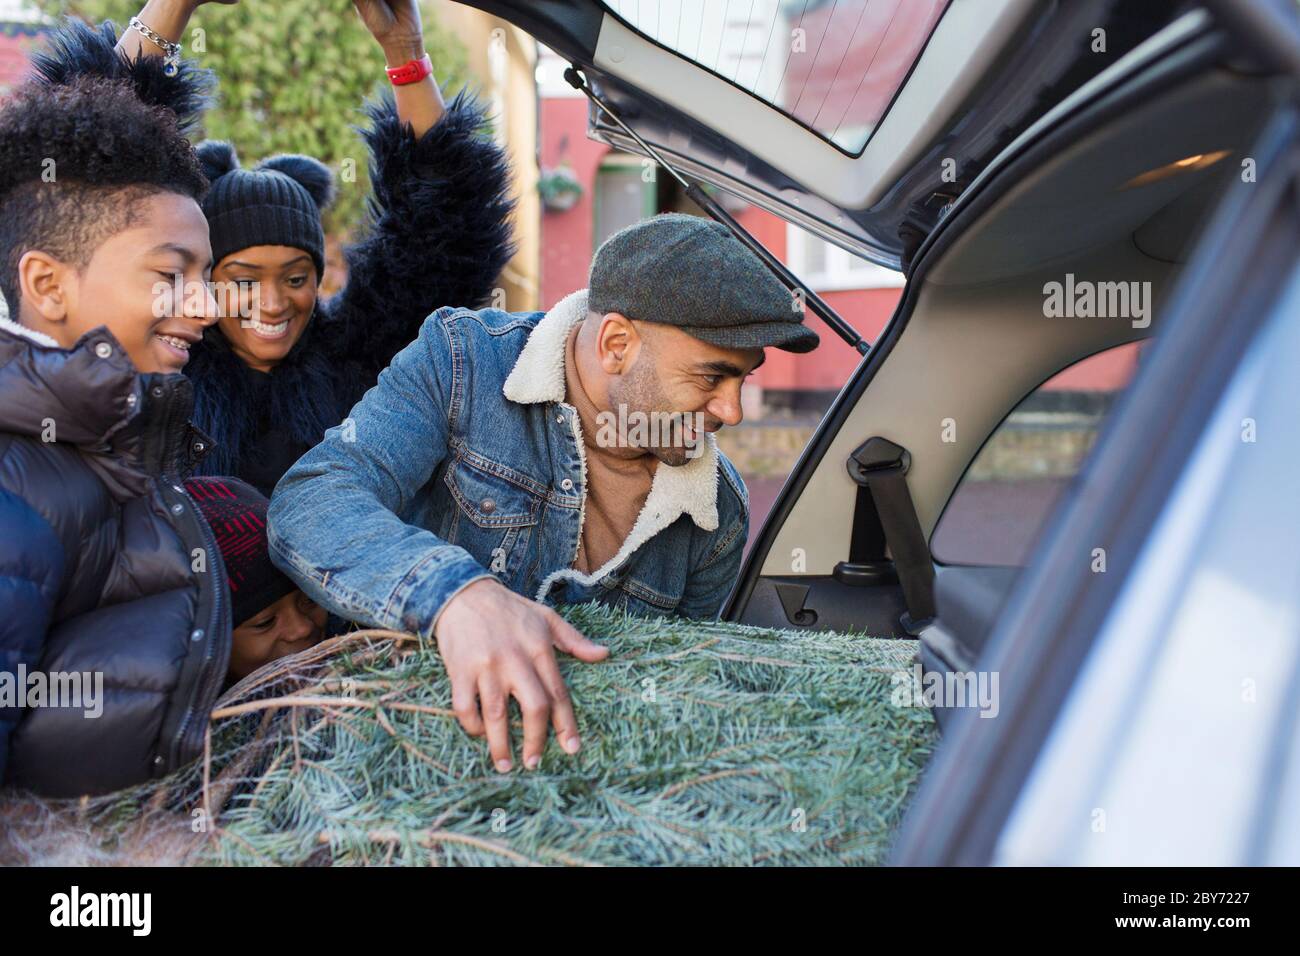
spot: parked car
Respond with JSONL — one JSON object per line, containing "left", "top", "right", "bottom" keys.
{"left": 466, "top": 0, "right": 1300, "bottom": 864}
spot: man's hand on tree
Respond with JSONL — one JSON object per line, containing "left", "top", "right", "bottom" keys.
{"left": 433, "top": 578, "right": 609, "bottom": 773}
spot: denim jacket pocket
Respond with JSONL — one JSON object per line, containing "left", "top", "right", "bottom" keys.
{"left": 619, "top": 575, "right": 683, "bottom": 615}
{"left": 445, "top": 455, "right": 541, "bottom": 529}
{"left": 444, "top": 455, "right": 542, "bottom": 587}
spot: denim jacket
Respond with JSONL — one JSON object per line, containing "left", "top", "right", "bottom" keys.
{"left": 266, "top": 289, "right": 749, "bottom": 637}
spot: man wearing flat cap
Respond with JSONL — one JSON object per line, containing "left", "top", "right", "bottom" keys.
{"left": 268, "top": 213, "right": 819, "bottom": 771}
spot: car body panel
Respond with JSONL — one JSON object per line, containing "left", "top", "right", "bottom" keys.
{"left": 891, "top": 91, "right": 1300, "bottom": 864}
{"left": 995, "top": 265, "right": 1300, "bottom": 863}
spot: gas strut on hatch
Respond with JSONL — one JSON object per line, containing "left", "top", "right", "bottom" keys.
{"left": 563, "top": 66, "right": 870, "bottom": 356}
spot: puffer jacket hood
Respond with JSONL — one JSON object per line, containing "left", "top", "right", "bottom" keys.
{"left": 0, "top": 318, "right": 232, "bottom": 797}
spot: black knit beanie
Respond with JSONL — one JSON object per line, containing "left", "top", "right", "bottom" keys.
{"left": 195, "top": 140, "right": 335, "bottom": 277}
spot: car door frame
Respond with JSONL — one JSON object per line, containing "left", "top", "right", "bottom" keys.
{"left": 890, "top": 58, "right": 1300, "bottom": 865}
{"left": 722, "top": 12, "right": 1227, "bottom": 625}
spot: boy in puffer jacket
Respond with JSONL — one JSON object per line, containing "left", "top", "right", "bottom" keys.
{"left": 0, "top": 28, "right": 232, "bottom": 797}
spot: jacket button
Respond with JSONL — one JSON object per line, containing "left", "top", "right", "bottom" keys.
{"left": 556, "top": 415, "right": 564, "bottom": 424}
{"left": 171, "top": 503, "right": 184, "bottom": 515}
{"left": 153, "top": 755, "right": 164, "bottom": 767}
{"left": 480, "top": 498, "right": 496, "bottom": 514}
{"left": 560, "top": 478, "right": 574, "bottom": 491}
{"left": 151, "top": 385, "right": 164, "bottom": 398}
{"left": 126, "top": 393, "right": 138, "bottom": 408}
{"left": 192, "top": 441, "right": 206, "bottom": 454}
{"left": 190, "top": 629, "right": 204, "bottom": 642}
{"left": 94, "top": 342, "right": 112, "bottom": 359}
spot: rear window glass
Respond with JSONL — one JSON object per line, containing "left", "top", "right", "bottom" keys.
{"left": 602, "top": 0, "right": 950, "bottom": 155}
{"left": 931, "top": 342, "right": 1145, "bottom": 567}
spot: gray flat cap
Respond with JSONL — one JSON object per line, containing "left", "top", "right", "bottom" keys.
{"left": 588, "top": 213, "right": 820, "bottom": 354}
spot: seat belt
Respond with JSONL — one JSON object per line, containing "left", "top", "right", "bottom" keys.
{"left": 842, "top": 437, "right": 936, "bottom": 630}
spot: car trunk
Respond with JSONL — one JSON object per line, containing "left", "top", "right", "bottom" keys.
{"left": 455, "top": 0, "right": 1228, "bottom": 652}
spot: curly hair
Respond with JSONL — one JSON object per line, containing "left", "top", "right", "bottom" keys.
{"left": 0, "top": 74, "right": 209, "bottom": 314}
{"left": 29, "top": 19, "right": 214, "bottom": 135}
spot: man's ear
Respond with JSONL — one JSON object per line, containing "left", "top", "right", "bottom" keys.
{"left": 596, "top": 311, "right": 642, "bottom": 375}
{"left": 17, "top": 250, "right": 74, "bottom": 325}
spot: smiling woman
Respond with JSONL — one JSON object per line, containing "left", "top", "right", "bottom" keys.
{"left": 197, "top": 136, "right": 335, "bottom": 373}
{"left": 179, "top": 37, "right": 515, "bottom": 495}
{"left": 179, "top": 71, "right": 515, "bottom": 495}
{"left": 211, "top": 247, "right": 317, "bottom": 369}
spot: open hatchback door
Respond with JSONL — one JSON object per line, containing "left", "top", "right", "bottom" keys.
{"left": 463, "top": 0, "right": 1191, "bottom": 270}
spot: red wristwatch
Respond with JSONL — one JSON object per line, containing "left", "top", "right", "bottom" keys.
{"left": 386, "top": 53, "right": 433, "bottom": 86}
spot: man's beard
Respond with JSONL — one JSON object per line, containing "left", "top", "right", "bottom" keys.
{"left": 608, "top": 362, "right": 716, "bottom": 467}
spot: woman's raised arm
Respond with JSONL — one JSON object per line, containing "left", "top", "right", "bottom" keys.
{"left": 115, "top": 0, "right": 237, "bottom": 62}
{"left": 352, "top": 0, "right": 446, "bottom": 136}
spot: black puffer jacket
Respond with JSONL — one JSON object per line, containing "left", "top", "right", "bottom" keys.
{"left": 0, "top": 321, "right": 230, "bottom": 797}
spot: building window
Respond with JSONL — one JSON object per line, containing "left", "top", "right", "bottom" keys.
{"left": 786, "top": 224, "right": 904, "bottom": 292}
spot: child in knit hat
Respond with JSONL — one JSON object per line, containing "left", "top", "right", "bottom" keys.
{"left": 184, "top": 477, "right": 327, "bottom": 682}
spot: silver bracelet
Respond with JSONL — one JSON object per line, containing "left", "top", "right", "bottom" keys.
{"left": 129, "top": 15, "right": 183, "bottom": 76}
